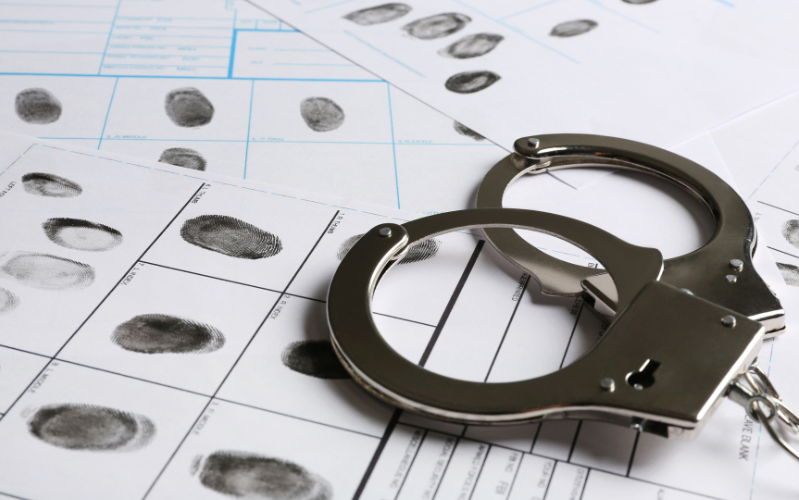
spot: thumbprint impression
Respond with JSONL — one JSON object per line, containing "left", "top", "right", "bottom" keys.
{"left": 438, "top": 33, "right": 504, "bottom": 59}
{"left": 776, "top": 263, "right": 799, "bottom": 287}
{"left": 453, "top": 121, "right": 485, "bottom": 141}
{"left": 550, "top": 19, "right": 598, "bottom": 37}
{"left": 445, "top": 71, "right": 501, "bottom": 94}
{"left": 0, "top": 287, "right": 19, "bottom": 314}
{"left": 199, "top": 451, "right": 332, "bottom": 500}
{"left": 338, "top": 233, "right": 440, "bottom": 264}
{"left": 15, "top": 88, "right": 62, "bottom": 124}
{"left": 782, "top": 220, "right": 799, "bottom": 249}
{"left": 28, "top": 404, "right": 155, "bottom": 451}
{"left": 111, "top": 314, "right": 225, "bottom": 354}
{"left": 165, "top": 87, "right": 215, "bottom": 127}
{"left": 402, "top": 13, "right": 471, "bottom": 40}
{"left": 300, "top": 97, "right": 345, "bottom": 132}
{"left": 181, "top": 215, "right": 282, "bottom": 259}
{"left": 158, "top": 147, "right": 207, "bottom": 171}
{"left": 22, "top": 172, "right": 82, "bottom": 198}
{"left": 344, "top": 3, "right": 411, "bottom": 25}
{"left": 281, "top": 340, "right": 350, "bottom": 379}
{"left": 42, "top": 218, "right": 123, "bottom": 252}
{"left": 1, "top": 252, "right": 94, "bottom": 290}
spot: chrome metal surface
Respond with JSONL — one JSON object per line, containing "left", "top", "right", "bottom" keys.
{"left": 721, "top": 315, "right": 737, "bottom": 328}
{"left": 730, "top": 259, "right": 744, "bottom": 272}
{"left": 476, "top": 134, "right": 784, "bottom": 335}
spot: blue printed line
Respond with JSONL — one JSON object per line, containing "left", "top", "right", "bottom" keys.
{"left": 387, "top": 84, "right": 400, "bottom": 209}
{"left": 97, "top": 77, "right": 118, "bottom": 149}
{"left": 748, "top": 137, "right": 799, "bottom": 200}
{"left": 0, "top": 2, "right": 114, "bottom": 6}
{"left": 105, "top": 54, "right": 230, "bottom": 59}
{"left": 98, "top": 0, "right": 121, "bottom": 75}
{"left": 712, "top": 0, "right": 735, "bottom": 6}
{"left": 0, "top": 20, "right": 114, "bottom": 24}
{"left": 0, "top": 29, "right": 109, "bottom": 34}
{"left": 228, "top": 18, "right": 238, "bottom": 78}
{"left": 243, "top": 80, "right": 255, "bottom": 179}
{"left": 115, "top": 16, "right": 238, "bottom": 21}
{"left": 274, "top": 48, "right": 331, "bottom": 52}
{"left": 111, "top": 34, "right": 232, "bottom": 39}
{"left": 0, "top": 50, "right": 104, "bottom": 55}
{"left": 273, "top": 63, "right": 357, "bottom": 67}
{"left": 583, "top": 0, "right": 659, "bottom": 34}
{"left": 113, "top": 25, "right": 235, "bottom": 30}
{"left": 499, "top": 0, "right": 562, "bottom": 20}
{"left": 102, "top": 64, "right": 228, "bottom": 68}
{"left": 0, "top": 72, "right": 383, "bottom": 82}
{"left": 344, "top": 30, "right": 425, "bottom": 77}
{"left": 108, "top": 44, "right": 230, "bottom": 49}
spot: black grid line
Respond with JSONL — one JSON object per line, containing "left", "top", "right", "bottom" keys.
{"left": 393, "top": 429, "right": 428, "bottom": 500}
{"left": 137, "top": 260, "right": 284, "bottom": 295}
{"left": 353, "top": 409, "right": 403, "bottom": 500}
{"left": 484, "top": 273, "right": 530, "bottom": 382}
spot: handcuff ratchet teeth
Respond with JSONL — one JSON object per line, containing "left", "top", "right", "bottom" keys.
{"left": 326, "top": 134, "right": 799, "bottom": 460}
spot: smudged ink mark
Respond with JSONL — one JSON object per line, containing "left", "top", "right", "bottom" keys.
{"left": 281, "top": 340, "right": 350, "bottom": 379}
{"left": 0, "top": 287, "right": 19, "bottom": 314}
{"left": 42, "top": 218, "right": 123, "bottom": 252}
{"left": 338, "top": 233, "right": 440, "bottom": 265}
{"left": 1, "top": 252, "right": 94, "bottom": 290}
{"left": 111, "top": 314, "right": 225, "bottom": 354}
{"left": 438, "top": 33, "right": 503, "bottom": 59}
{"left": 550, "top": 20, "right": 598, "bottom": 38}
{"left": 181, "top": 215, "right": 282, "bottom": 259}
{"left": 22, "top": 173, "right": 82, "bottom": 198}
{"left": 402, "top": 13, "right": 471, "bottom": 40}
{"left": 344, "top": 3, "right": 411, "bottom": 25}
{"left": 28, "top": 404, "right": 155, "bottom": 451}
{"left": 623, "top": 0, "right": 658, "bottom": 3}
{"left": 15, "top": 88, "right": 62, "bottom": 124}
{"left": 300, "top": 97, "right": 345, "bottom": 132}
{"left": 782, "top": 220, "right": 799, "bottom": 249}
{"left": 445, "top": 71, "right": 501, "bottom": 94}
{"left": 777, "top": 263, "right": 799, "bottom": 287}
{"left": 453, "top": 121, "right": 485, "bottom": 141}
{"left": 165, "top": 87, "right": 215, "bottom": 127}
{"left": 200, "top": 451, "right": 333, "bottom": 500}
{"left": 158, "top": 147, "right": 207, "bottom": 171}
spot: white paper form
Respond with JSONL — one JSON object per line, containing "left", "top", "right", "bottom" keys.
{"left": 0, "top": 133, "right": 796, "bottom": 500}
{"left": 246, "top": 0, "right": 799, "bottom": 188}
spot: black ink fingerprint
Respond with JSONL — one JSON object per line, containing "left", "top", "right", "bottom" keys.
{"left": 281, "top": 340, "right": 350, "bottom": 379}
{"left": 28, "top": 404, "right": 155, "bottom": 451}
{"left": 111, "top": 314, "right": 225, "bottom": 354}
{"left": 42, "top": 218, "right": 123, "bottom": 252}
{"left": 199, "top": 451, "right": 333, "bottom": 500}
{"left": 623, "top": 0, "right": 658, "bottom": 3}
{"left": 402, "top": 13, "right": 471, "bottom": 40}
{"left": 22, "top": 173, "right": 82, "bottom": 198}
{"left": 0, "top": 287, "right": 19, "bottom": 314}
{"left": 550, "top": 19, "right": 598, "bottom": 37}
{"left": 445, "top": 71, "right": 501, "bottom": 94}
{"left": 165, "top": 87, "right": 215, "bottom": 127}
{"left": 300, "top": 97, "right": 345, "bottom": 132}
{"left": 776, "top": 263, "right": 799, "bottom": 287}
{"left": 1, "top": 252, "right": 94, "bottom": 290}
{"left": 782, "top": 220, "right": 799, "bottom": 249}
{"left": 338, "top": 233, "right": 440, "bottom": 265}
{"left": 438, "top": 33, "right": 503, "bottom": 59}
{"left": 158, "top": 147, "right": 207, "bottom": 171}
{"left": 453, "top": 121, "right": 485, "bottom": 141}
{"left": 15, "top": 88, "right": 62, "bottom": 124}
{"left": 344, "top": 3, "right": 411, "bottom": 25}
{"left": 181, "top": 215, "right": 282, "bottom": 259}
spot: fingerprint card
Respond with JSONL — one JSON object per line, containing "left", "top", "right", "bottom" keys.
{"left": 0, "top": 361, "right": 208, "bottom": 500}
{"left": 58, "top": 262, "right": 281, "bottom": 395}
{"left": 0, "top": 347, "right": 49, "bottom": 414}
{"left": 147, "top": 399, "right": 379, "bottom": 500}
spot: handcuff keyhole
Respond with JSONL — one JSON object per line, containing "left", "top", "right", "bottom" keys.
{"left": 627, "top": 359, "right": 661, "bottom": 390}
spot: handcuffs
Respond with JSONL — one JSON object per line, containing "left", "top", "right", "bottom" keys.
{"left": 327, "top": 134, "right": 799, "bottom": 459}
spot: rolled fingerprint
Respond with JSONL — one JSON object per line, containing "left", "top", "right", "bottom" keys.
{"left": 438, "top": 33, "right": 504, "bottom": 59}
{"left": 15, "top": 88, "right": 62, "bottom": 124}
{"left": 777, "top": 263, "right": 799, "bottom": 287}
{"left": 444, "top": 70, "right": 501, "bottom": 94}
{"left": 453, "top": 121, "right": 485, "bottom": 141}
{"left": 180, "top": 215, "right": 283, "bottom": 259}
{"left": 338, "top": 233, "right": 440, "bottom": 264}
{"left": 22, "top": 172, "right": 82, "bottom": 198}
{"left": 782, "top": 220, "right": 799, "bottom": 249}
{"left": 344, "top": 3, "right": 411, "bottom": 25}
{"left": 623, "top": 0, "right": 658, "bottom": 3}
{"left": 1, "top": 252, "right": 94, "bottom": 290}
{"left": 28, "top": 403, "right": 155, "bottom": 451}
{"left": 199, "top": 451, "right": 333, "bottom": 500}
{"left": 111, "top": 313, "right": 225, "bottom": 354}
{"left": 402, "top": 13, "right": 471, "bottom": 40}
{"left": 0, "top": 287, "right": 19, "bottom": 314}
{"left": 165, "top": 87, "right": 215, "bottom": 127}
{"left": 158, "top": 147, "right": 207, "bottom": 171}
{"left": 42, "top": 218, "right": 123, "bottom": 252}
{"left": 300, "top": 97, "right": 345, "bottom": 132}
{"left": 550, "top": 19, "right": 598, "bottom": 38}
{"left": 281, "top": 340, "right": 351, "bottom": 379}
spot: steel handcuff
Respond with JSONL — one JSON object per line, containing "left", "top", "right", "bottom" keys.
{"left": 327, "top": 134, "right": 799, "bottom": 459}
